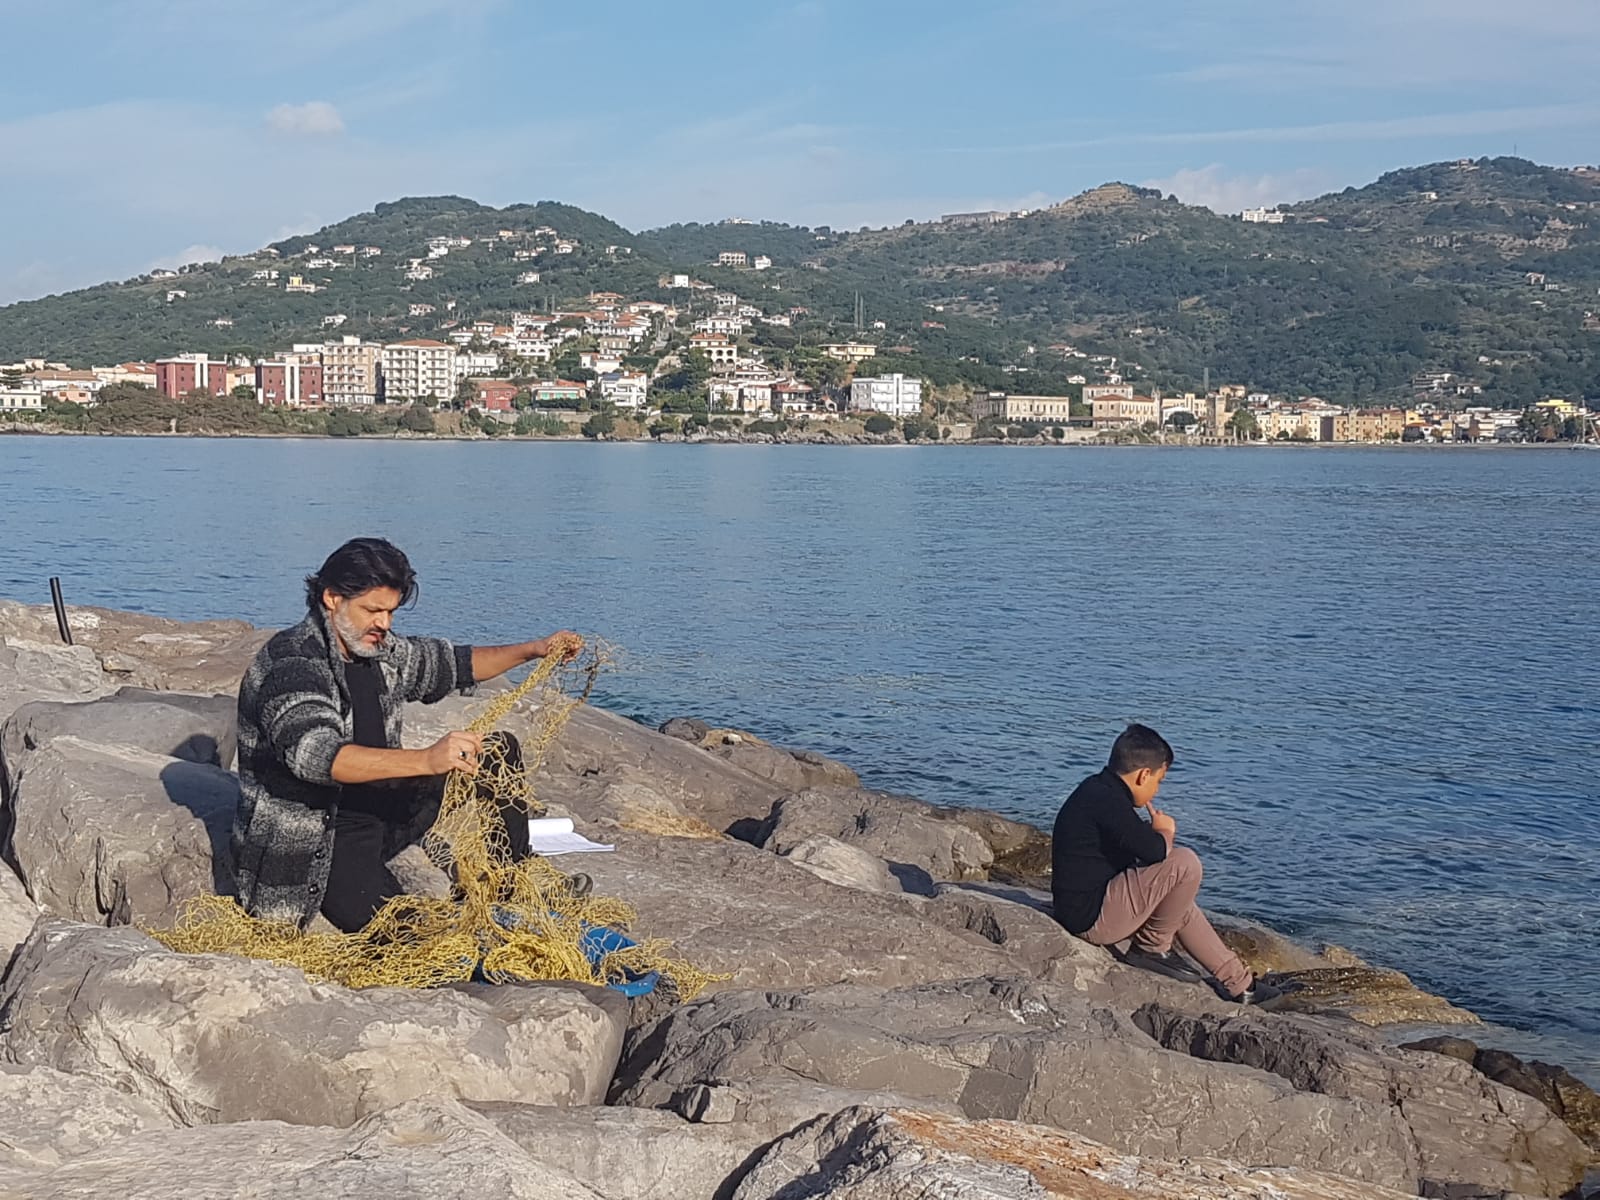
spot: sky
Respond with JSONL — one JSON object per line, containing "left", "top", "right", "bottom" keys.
{"left": 2, "top": 0, "right": 1598, "bottom": 304}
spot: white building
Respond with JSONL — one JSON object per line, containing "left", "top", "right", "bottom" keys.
{"left": 455, "top": 350, "right": 502, "bottom": 380}
{"left": 849, "top": 373, "right": 923, "bottom": 418}
{"left": 1241, "top": 207, "right": 1286, "bottom": 224}
{"left": 718, "top": 251, "right": 748, "bottom": 267}
{"left": 598, "top": 371, "right": 649, "bottom": 411}
{"left": 380, "top": 339, "right": 455, "bottom": 404}
{"left": 0, "top": 382, "right": 46, "bottom": 413}
{"left": 753, "top": 255, "right": 772, "bottom": 271}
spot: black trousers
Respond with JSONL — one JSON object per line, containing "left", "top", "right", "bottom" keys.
{"left": 321, "top": 731, "right": 531, "bottom": 934}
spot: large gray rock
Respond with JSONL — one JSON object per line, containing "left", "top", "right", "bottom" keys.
{"left": 574, "top": 833, "right": 1041, "bottom": 993}
{"left": 731, "top": 1106, "right": 1422, "bottom": 1200}
{"left": 759, "top": 786, "right": 994, "bottom": 890}
{"left": 0, "top": 1097, "right": 605, "bottom": 1200}
{"left": 0, "top": 636, "right": 111, "bottom": 729}
{"left": 1135, "top": 1004, "right": 1591, "bottom": 1199}
{"left": 544, "top": 704, "right": 788, "bottom": 835}
{"left": 1, "top": 688, "right": 237, "bottom": 803}
{"left": 0, "top": 1063, "right": 176, "bottom": 1176}
{"left": 4, "top": 737, "right": 239, "bottom": 925}
{"left": 0, "top": 601, "right": 265, "bottom": 698}
{"left": 613, "top": 977, "right": 1422, "bottom": 1190}
{"left": 470, "top": 1103, "right": 768, "bottom": 1200}
{"left": 0, "top": 867, "right": 37, "bottom": 967}
{"left": 777, "top": 834, "right": 903, "bottom": 894}
{"left": 0, "top": 920, "right": 628, "bottom": 1127}
{"left": 1404, "top": 1034, "right": 1600, "bottom": 1154}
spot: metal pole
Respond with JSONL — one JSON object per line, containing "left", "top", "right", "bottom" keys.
{"left": 48, "top": 577, "right": 73, "bottom": 645}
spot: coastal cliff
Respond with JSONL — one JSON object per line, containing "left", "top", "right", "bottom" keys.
{"left": 0, "top": 598, "right": 1594, "bottom": 1199}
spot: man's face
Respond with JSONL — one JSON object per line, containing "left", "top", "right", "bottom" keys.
{"left": 325, "top": 587, "right": 402, "bottom": 659}
{"left": 1127, "top": 764, "right": 1168, "bottom": 809}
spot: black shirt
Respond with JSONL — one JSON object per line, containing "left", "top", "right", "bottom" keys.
{"left": 1050, "top": 768, "right": 1169, "bottom": 934}
{"left": 339, "top": 657, "right": 392, "bottom": 816}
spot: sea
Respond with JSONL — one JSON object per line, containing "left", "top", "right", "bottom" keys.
{"left": 1, "top": 435, "right": 1596, "bottom": 1081}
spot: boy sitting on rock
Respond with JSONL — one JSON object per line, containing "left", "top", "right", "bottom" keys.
{"left": 1051, "top": 724, "right": 1282, "bottom": 1007}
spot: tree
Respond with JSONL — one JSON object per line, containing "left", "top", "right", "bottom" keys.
{"left": 1165, "top": 411, "right": 1196, "bottom": 431}
{"left": 656, "top": 350, "right": 711, "bottom": 396}
{"left": 648, "top": 414, "right": 681, "bottom": 438}
{"left": 399, "top": 404, "right": 435, "bottom": 433}
{"left": 454, "top": 377, "right": 477, "bottom": 410}
{"left": 1226, "top": 409, "right": 1259, "bottom": 440}
{"left": 863, "top": 412, "right": 895, "bottom": 435}
{"left": 231, "top": 384, "right": 257, "bottom": 402}
{"left": 581, "top": 409, "right": 616, "bottom": 439}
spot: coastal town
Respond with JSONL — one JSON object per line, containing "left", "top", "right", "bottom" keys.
{"left": 0, "top": 221, "right": 1594, "bottom": 444}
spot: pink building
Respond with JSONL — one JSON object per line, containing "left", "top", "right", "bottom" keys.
{"left": 155, "top": 355, "right": 229, "bottom": 398}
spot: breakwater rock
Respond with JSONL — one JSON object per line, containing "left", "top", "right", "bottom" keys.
{"left": 0, "top": 599, "right": 1593, "bottom": 1198}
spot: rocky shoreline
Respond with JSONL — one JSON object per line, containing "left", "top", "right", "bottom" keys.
{"left": 0, "top": 598, "right": 1596, "bottom": 1199}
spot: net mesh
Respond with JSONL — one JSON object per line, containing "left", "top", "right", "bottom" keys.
{"left": 150, "top": 640, "right": 727, "bottom": 1001}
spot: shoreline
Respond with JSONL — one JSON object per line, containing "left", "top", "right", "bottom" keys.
{"left": 2, "top": 425, "right": 1590, "bottom": 450}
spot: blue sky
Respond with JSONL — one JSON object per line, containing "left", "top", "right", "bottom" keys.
{"left": 2, "top": 0, "right": 1597, "bottom": 304}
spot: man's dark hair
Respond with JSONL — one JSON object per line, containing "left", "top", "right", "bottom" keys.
{"left": 304, "top": 538, "right": 419, "bottom": 614}
{"left": 1108, "top": 724, "right": 1174, "bottom": 774}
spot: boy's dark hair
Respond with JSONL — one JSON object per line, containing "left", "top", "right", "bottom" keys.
{"left": 1108, "top": 724, "right": 1174, "bottom": 774}
{"left": 304, "top": 538, "right": 419, "bottom": 614}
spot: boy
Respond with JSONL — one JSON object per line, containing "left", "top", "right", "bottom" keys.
{"left": 1051, "top": 724, "right": 1282, "bottom": 1006}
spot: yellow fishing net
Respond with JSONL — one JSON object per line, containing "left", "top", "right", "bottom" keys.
{"left": 151, "top": 642, "right": 726, "bottom": 1001}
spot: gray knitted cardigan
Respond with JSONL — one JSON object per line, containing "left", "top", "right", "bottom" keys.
{"left": 231, "top": 610, "right": 475, "bottom": 927}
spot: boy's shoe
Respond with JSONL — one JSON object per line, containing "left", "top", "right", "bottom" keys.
{"left": 1119, "top": 947, "right": 1205, "bottom": 983}
{"left": 564, "top": 872, "right": 593, "bottom": 900}
{"left": 1225, "top": 976, "right": 1288, "bottom": 1011}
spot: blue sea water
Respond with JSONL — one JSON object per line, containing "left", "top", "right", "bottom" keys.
{"left": 1, "top": 436, "right": 1596, "bottom": 1079}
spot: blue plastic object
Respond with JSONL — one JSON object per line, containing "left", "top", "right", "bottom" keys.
{"left": 479, "top": 907, "right": 660, "bottom": 996}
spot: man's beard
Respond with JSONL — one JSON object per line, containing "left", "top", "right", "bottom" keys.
{"left": 331, "top": 607, "right": 384, "bottom": 659}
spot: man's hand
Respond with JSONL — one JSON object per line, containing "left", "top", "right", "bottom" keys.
{"left": 529, "top": 631, "right": 584, "bottom": 663}
{"left": 425, "top": 730, "right": 484, "bottom": 777}
{"left": 1149, "top": 807, "right": 1177, "bottom": 839}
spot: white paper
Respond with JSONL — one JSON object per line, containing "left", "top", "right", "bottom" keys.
{"left": 526, "top": 816, "right": 614, "bottom": 856}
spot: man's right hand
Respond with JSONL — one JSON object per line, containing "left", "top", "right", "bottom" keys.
{"left": 1149, "top": 808, "right": 1177, "bottom": 838}
{"left": 425, "top": 730, "right": 484, "bottom": 777}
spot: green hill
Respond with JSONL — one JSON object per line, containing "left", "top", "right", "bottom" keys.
{"left": 3, "top": 158, "right": 1597, "bottom": 403}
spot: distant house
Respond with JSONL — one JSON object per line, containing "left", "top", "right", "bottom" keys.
{"left": 469, "top": 378, "right": 518, "bottom": 413}
{"left": 822, "top": 341, "right": 877, "bottom": 362}
{"left": 718, "top": 251, "right": 748, "bottom": 267}
{"left": 534, "top": 380, "right": 587, "bottom": 405}
{"left": 518, "top": 271, "right": 542, "bottom": 284}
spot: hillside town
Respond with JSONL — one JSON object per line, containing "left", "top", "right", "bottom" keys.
{"left": 0, "top": 216, "right": 1594, "bottom": 443}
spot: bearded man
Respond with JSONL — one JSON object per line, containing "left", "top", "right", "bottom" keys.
{"left": 232, "top": 537, "right": 581, "bottom": 931}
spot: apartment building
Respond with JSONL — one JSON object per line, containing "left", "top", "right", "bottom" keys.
{"left": 1091, "top": 394, "right": 1160, "bottom": 428}
{"left": 154, "top": 354, "right": 230, "bottom": 398}
{"left": 255, "top": 358, "right": 325, "bottom": 406}
{"left": 849, "top": 373, "right": 923, "bottom": 418}
{"left": 379, "top": 340, "right": 454, "bottom": 404}
{"left": 970, "top": 393, "right": 1075, "bottom": 423}
{"left": 321, "top": 337, "right": 380, "bottom": 405}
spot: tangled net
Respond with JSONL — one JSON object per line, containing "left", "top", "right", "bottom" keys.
{"left": 150, "top": 641, "right": 727, "bottom": 1001}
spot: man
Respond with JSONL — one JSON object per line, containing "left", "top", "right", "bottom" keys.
{"left": 1051, "top": 724, "right": 1282, "bottom": 1006}
{"left": 232, "top": 537, "right": 582, "bottom": 932}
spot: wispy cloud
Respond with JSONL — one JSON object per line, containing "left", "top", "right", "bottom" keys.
{"left": 938, "top": 104, "right": 1599, "bottom": 155}
{"left": 265, "top": 101, "right": 345, "bottom": 137}
{"left": 148, "top": 244, "right": 225, "bottom": 272}
{"left": 1144, "top": 165, "right": 1334, "bottom": 214}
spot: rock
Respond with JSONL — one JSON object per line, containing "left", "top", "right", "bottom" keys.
{"left": 0, "top": 920, "right": 628, "bottom": 1127}
{"left": 0, "top": 1063, "right": 177, "bottom": 1174}
{"left": 658, "top": 717, "right": 711, "bottom": 743}
{"left": 1404, "top": 1035, "right": 1600, "bottom": 1153}
{"left": 1134, "top": 1003, "right": 1590, "bottom": 1199}
{"left": 0, "top": 637, "right": 111, "bottom": 727}
{"left": 1212, "top": 913, "right": 1332, "bottom": 975}
{"left": 469, "top": 1102, "right": 772, "bottom": 1200}
{"left": 578, "top": 775, "right": 725, "bottom": 840}
{"left": 916, "top": 885, "right": 1108, "bottom": 983}
{"left": 542, "top": 704, "right": 787, "bottom": 836}
{"left": 759, "top": 786, "right": 993, "bottom": 890}
{"left": 0, "top": 1097, "right": 605, "bottom": 1199}
{"left": 1268, "top": 964, "right": 1481, "bottom": 1026}
{"left": 613, "top": 977, "right": 1421, "bottom": 1189}
{"left": 575, "top": 833, "right": 1035, "bottom": 993}
{"left": 0, "top": 601, "right": 266, "bottom": 697}
{"left": 732, "top": 1105, "right": 1422, "bottom": 1200}
{"left": 3, "top": 737, "right": 239, "bottom": 925}
{"left": 1, "top": 687, "right": 237, "bottom": 802}
{"left": 778, "top": 835, "right": 903, "bottom": 894}
{"left": 0, "top": 866, "right": 37, "bottom": 968}
{"left": 788, "top": 748, "right": 861, "bottom": 789}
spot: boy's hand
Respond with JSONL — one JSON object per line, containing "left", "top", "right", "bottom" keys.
{"left": 1149, "top": 808, "right": 1177, "bottom": 838}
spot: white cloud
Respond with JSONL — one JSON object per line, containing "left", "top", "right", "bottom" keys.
{"left": 1143, "top": 165, "right": 1334, "bottom": 214}
{"left": 147, "top": 244, "right": 225, "bottom": 272}
{"left": 265, "top": 101, "right": 345, "bottom": 137}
